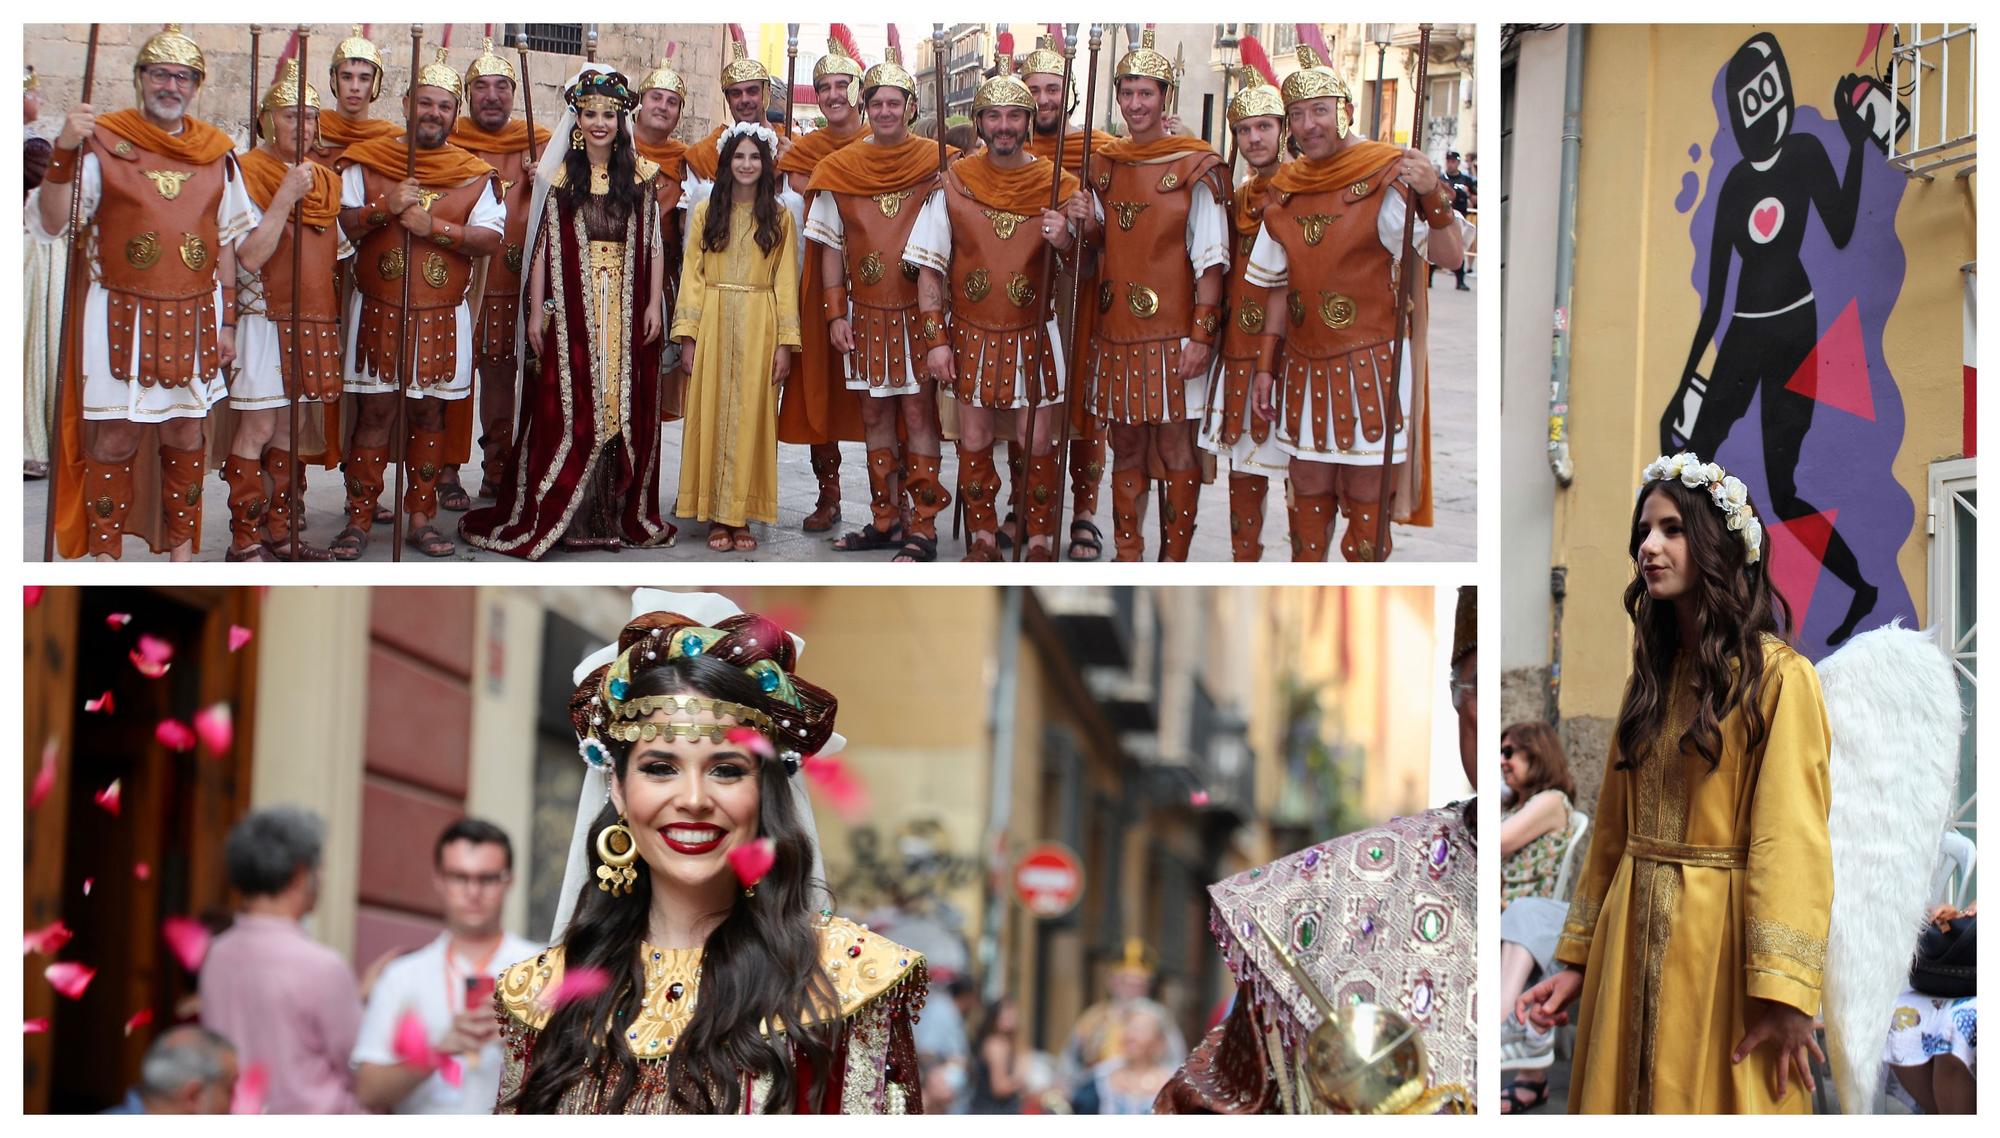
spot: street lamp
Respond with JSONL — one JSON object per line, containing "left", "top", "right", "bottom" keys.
{"left": 1370, "top": 23, "right": 1394, "bottom": 141}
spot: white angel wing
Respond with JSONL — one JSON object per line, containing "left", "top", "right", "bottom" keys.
{"left": 1818, "top": 621, "right": 1963, "bottom": 1113}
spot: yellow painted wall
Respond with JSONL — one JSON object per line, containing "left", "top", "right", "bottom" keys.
{"left": 1557, "top": 24, "right": 1974, "bottom": 721}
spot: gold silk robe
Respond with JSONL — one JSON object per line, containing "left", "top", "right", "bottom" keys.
{"left": 1556, "top": 638, "right": 1832, "bottom": 1113}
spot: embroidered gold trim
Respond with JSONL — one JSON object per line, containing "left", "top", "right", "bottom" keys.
{"left": 1747, "top": 916, "right": 1827, "bottom": 972}
{"left": 1625, "top": 834, "right": 1748, "bottom": 869}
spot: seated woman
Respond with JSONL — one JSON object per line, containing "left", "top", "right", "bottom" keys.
{"left": 494, "top": 594, "right": 925, "bottom": 1113}
{"left": 1495, "top": 721, "right": 1576, "bottom": 1113}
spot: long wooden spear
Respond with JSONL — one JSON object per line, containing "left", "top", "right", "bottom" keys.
{"left": 1017, "top": 25, "right": 1077, "bottom": 562}
{"left": 932, "top": 25, "right": 948, "bottom": 168}
{"left": 516, "top": 33, "right": 540, "bottom": 165}
{"left": 1047, "top": 24, "right": 1100, "bottom": 563}
{"left": 42, "top": 24, "right": 97, "bottom": 561}
{"left": 1372, "top": 24, "right": 1433, "bottom": 562}
{"left": 392, "top": 24, "right": 422, "bottom": 562}
{"left": 249, "top": 26, "right": 263, "bottom": 141}
{"left": 784, "top": 24, "right": 799, "bottom": 138}
{"left": 288, "top": 26, "right": 309, "bottom": 562}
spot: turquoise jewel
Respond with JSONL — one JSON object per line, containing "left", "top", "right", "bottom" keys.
{"left": 681, "top": 634, "right": 703, "bottom": 656}
{"left": 760, "top": 669, "right": 781, "bottom": 693}
{"left": 608, "top": 676, "right": 630, "bottom": 700}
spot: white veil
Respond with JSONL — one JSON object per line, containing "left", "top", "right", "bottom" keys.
{"left": 549, "top": 589, "right": 840, "bottom": 944}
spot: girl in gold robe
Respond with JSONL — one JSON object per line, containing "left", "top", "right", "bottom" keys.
{"left": 1519, "top": 455, "right": 1832, "bottom": 1113}
{"left": 671, "top": 124, "right": 800, "bottom": 552}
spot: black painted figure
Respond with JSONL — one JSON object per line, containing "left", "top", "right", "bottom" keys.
{"left": 1665, "top": 33, "right": 1877, "bottom": 646}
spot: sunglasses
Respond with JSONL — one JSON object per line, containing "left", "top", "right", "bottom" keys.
{"left": 1500, "top": 745, "right": 1517, "bottom": 758}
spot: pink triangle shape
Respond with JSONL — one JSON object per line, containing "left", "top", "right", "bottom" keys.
{"left": 1767, "top": 509, "right": 1838, "bottom": 629}
{"left": 1785, "top": 299, "right": 1876, "bottom": 420}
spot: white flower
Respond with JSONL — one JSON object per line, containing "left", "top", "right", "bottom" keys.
{"left": 1642, "top": 458, "right": 1667, "bottom": 483}
{"left": 1727, "top": 508, "right": 1748, "bottom": 531}
{"left": 1716, "top": 475, "right": 1748, "bottom": 510}
{"left": 1742, "top": 516, "right": 1764, "bottom": 562}
{"left": 1661, "top": 455, "right": 1686, "bottom": 480}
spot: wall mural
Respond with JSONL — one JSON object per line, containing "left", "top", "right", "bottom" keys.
{"left": 1665, "top": 30, "right": 1917, "bottom": 654}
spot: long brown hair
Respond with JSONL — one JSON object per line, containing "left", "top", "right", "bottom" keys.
{"left": 1501, "top": 721, "right": 1575, "bottom": 805}
{"left": 701, "top": 131, "right": 784, "bottom": 256}
{"left": 1613, "top": 478, "right": 1792, "bottom": 773}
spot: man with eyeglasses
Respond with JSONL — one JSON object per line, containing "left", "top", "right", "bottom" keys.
{"left": 29, "top": 25, "right": 254, "bottom": 561}
{"left": 352, "top": 818, "right": 540, "bottom": 1113}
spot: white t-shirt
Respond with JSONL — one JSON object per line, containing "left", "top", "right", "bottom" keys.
{"left": 350, "top": 931, "right": 542, "bottom": 1114}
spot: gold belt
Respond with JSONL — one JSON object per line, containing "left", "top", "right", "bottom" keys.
{"left": 1624, "top": 834, "right": 1748, "bottom": 869}
{"left": 712, "top": 283, "right": 773, "bottom": 293}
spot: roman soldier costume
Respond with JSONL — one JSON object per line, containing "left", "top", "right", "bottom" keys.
{"left": 774, "top": 37, "right": 870, "bottom": 533}
{"left": 1202, "top": 70, "right": 1290, "bottom": 561}
{"left": 449, "top": 38, "right": 551, "bottom": 495}
{"left": 219, "top": 61, "right": 347, "bottom": 560}
{"left": 903, "top": 61, "right": 1080, "bottom": 561}
{"left": 684, "top": 40, "right": 769, "bottom": 183}
{"left": 1246, "top": 47, "right": 1456, "bottom": 560}
{"left": 1085, "top": 29, "right": 1229, "bottom": 561}
{"left": 31, "top": 24, "right": 254, "bottom": 559}
{"left": 313, "top": 27, "right": 399, "bottom": 166}
{"left": 336, "top": 48, "right": 503, "bottom": 543}
{"left": 804, "top": 47, "right": 954, "bottom": 556}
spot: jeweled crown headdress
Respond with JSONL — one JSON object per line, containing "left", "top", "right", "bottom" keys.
{"left": 1639, "top": 453, "right": 1765, "bottom": 563}
{"left": 135, "top": 25, "right": 206, "bottom": 80}
{"left": 464, "top": 37, "right": 517, "bottom": 87}
{"left": 566, "top": 69, "right": 636, "bottom": 114}
{"left": 1114, "top": 27, "right": 1175, "bottom": 87}
{"left": 330, "top": 25, "right": 386, "bottom": 99}
{"left": 972, "top": 55, "right": 1034, "bottom": 115}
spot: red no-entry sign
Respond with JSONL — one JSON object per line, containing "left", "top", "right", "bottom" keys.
{"left": 1013, "top": 842, "right": 1084, "bottom": 918}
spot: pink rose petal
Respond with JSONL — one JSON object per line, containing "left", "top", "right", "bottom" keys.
{"left": 228, "top": 625, "right": 253, "bottom": 652}
{"left": 30, "top": 738, "right": 57, "bottom": 811}
{"left": 130, "top": 634, "right": 175, "bottom": 678}
{"left": 124, "top": 1008, "right": 153, "bottom": 1036}
{"left": 542, "top": 965, "right": 612, "bottom": 1009}
{"left": 231, "top": 1062, "right": 269, "bottom": 1114}
{"left": 155, "top": 719, "right": 196, "bottom": 752}
{"left": 94, "top": 780, "right": 121, "bottom": 817}
{"left": 727, "top": 837, "right": 778, "bottom": 889}
{"left": 24, "top": 1017, "right": 51, "bottom": 1033}
{"left": 1190, "top": 789, "right": 1211, "bottom": 807}
{"left": 25, "top": 586, "right": 45, "bottom": 607}
{"left": 723, "top": 726, "right": 775, "bottom": 760}
{"left": 194, "top": 703, "right": 233, "bottom": 755}
{"left": 45, "top": 962, "right": 95, "bottom": 999}
{"left": 802, "top": 755, "right": 869, "bottom": 822}
{"left": 105, "top": 612, "right": 132, "bottom": 629}
{"left": 436, "top": 1054, "right": 464, "bottom": 1088}
{"left": 84, "top": 690, "right": 115, "bottom": 714}
{"left": 162, "top": 916, "right": 211, "bottom": 973}
{"left": 134, "top": 861, "right": 151, "bottom": 881}
{"left": 81, "top": 877, "right": 93, "bottom": 896}
{"left": 25, "top": 921, "right": 74, "bottom": 956}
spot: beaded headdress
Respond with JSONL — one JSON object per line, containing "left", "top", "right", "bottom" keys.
{"left": 1114, "top": 28, "right": 1175, "bottom": 88}
{"left": 720, "top": 39, "right": 771, "bottom": 87}
{"left": 566, "top": 69, "right": 636, "bottom": 114}
{"left": 1228, "top": 66, "right": 1285, "bottom": 126}
{"left": 135, "top": 25, "right": 205, "bottom": 80}
{"left": 972, "top": 56, "right": 1034, "bottom": 115}
{"left": 463, "top": 37, "right": 517, "bottom": 87}
{"left": 1639, "top": 452, "right": 1765, "bottom": 563}
{"left": 813, "top": 36, "right": 864, "bottom": 85}
{"left": 330, "top": 25, "right": 386, "bottom": 100}
{"left": 567, "top": 610, "right": 837, "bottom": 777}
{"left": 413, "top": 47, "right": 463, "bottom": 103}
{"left": 1281, "top": 44, "right": 1354, "bottom": 142}
{"left": 638, "top": 58, "right": 687, "bottom": 101}
{"left": 1020, "top": 34, "right": 1067, "bottom": 80}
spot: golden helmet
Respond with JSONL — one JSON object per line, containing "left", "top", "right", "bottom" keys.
{"left": 860, "top": 44, "right": 917, "bottom": 100}
{"left": 1227, "top": 66, "right": 1285, "bottom": 126}
{"left": 1114, "top": 27, "right": 1175, "bottom": 88}
{"left": 413, "top": 46, "right": 463, "bottom": 104}
{"left": 330, "top": 25, "right": 386, "bottom": 100}
{"left": 720, "top": 39, "right": 771, "bottom": 87}
{"left": 972, "top": 55, "right": 1034, "bottom": 116}
{"left": 463, "top": 37, "right": 517, "bottom": 88}
{"left": 638, "top": 58, "right": 686, "bottom": 101}
{"left": 1281, "top": 44, "right": 1354, "bottom": 138}
{"left": 258, "top": 59, "right": 321, "bottom": 143}
{"left": 813, "top": 36, "right": 863, "bottom": 85}
{"left": 134, "top": 25, "right": 206, "bottom": 82}
{"left": 1020, "top": 34, "right": 1066, "bottom": 80}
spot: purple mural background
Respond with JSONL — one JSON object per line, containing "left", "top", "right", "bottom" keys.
{"left": 1677, "top": 39, "right": 1917, "bottom": 660}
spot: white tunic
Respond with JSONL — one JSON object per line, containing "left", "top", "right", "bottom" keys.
{"left": 26, "top": 149, "right": 255, "bottom": 422}
{"left": 338, "top": 164, "right": 507, "bottom": 399}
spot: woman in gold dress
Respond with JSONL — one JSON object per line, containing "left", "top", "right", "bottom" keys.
{"left": 672, "top": 123, "right": 801, "bottom": 553}
{"left": 494, "top": 594, "right": 926, "bottom": 1113}
{"left": 461, "top": 68, "right": 675, "bottom": 558}
{"left": 1517, "top": 454, "right": 1832, "bottom": 1113}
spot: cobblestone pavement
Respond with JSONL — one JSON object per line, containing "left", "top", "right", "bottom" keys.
{"left": 24, "top": 276, "right": 1476, "bottom": 564}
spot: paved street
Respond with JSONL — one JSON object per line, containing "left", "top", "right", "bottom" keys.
{"left": 24, "top": 275, "right": 1476, "bottom": 564}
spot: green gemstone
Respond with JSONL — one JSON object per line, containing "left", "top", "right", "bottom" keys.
{"left": 1297, "top": 917, "right": 1317, "bottom": 949}
{"left": 1368, "top": 846, "right": 1384, "bottom": 861}
{"left": 1348, "top": 991, "right": 1364, "bottom": 1005}
{"left": 1249, "top": 868, "right": 1261, "bottom": 878}
{"left": 1418, "top": 910, "right": 1444, "bottom": 941}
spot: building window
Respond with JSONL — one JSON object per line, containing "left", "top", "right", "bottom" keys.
{"left": 1928, "top": 456, "right": 1977, "bottom": 893}
{"left": 514, "top": 24, "right": 585, "bottom": 57}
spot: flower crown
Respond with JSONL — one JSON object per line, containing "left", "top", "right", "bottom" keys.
{"left": 1639, "top": 452, "right": 1764, "bottom": 563}
{"left": 720, "top": 119, "right": 781, "bottom": 155}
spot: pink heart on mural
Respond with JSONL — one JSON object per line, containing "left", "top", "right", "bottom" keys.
{"left": 1752, "top": 204, "right": 1779, "bottom": 238}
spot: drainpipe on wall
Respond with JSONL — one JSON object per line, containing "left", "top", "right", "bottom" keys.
{"left": 977, "top": 585, "right": 1023, "bottom": 1003}
{"left": 1547, "top": 23, "right": 1583, "bottom": 489}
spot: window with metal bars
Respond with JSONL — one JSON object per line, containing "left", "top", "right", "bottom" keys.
{"left": 512, "top": 24, "right": 585, "bottom": 57}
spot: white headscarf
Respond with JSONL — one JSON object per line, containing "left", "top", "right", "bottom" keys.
{"left": 550, "top": 590, "right": 839, "bottom": 944}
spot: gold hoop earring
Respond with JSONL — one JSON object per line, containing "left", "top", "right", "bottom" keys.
{"left": 742, "top": 886, "right": 756, "bottom": 899}
{"left": 595, "top": 817, "right": 638, "bottom": 895}
{"left": 571, "top": 126, "right": 587, "bottom": 150}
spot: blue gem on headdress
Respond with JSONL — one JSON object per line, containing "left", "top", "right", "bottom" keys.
{"left": 681, "top": 633, "right": 703, "bottom": 657}
{"left": 608, "top": 676, "right": 630, "bottom": 701}
{"left": 759, "top": 669, "right": 781, "bottom": 693}
{"left": 578, "top": 737, "right": 613, "bottom": 769}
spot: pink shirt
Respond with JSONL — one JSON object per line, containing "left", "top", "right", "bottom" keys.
{"left": 199, "top": 914, "right": 364, "bottom": 1114}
